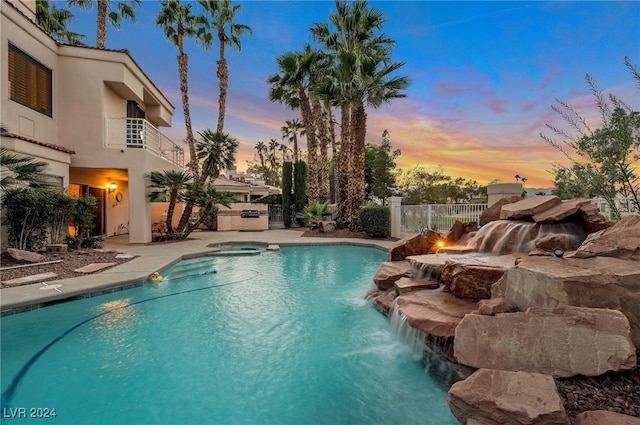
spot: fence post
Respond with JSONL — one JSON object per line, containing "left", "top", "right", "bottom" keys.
{"left": 388, "top": 196, "right": 402, "bottom": 239}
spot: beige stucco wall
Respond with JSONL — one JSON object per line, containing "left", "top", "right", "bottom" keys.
{"left": 217, "top": 203, "right": 269, "bottom": 232}
{"left": 2, "top": 1, "right": 182, "bottom": 244}
{"left": 1, "top": 4, "right": 59, "bottom": 143}
{"left": 487, "top": 183, "right": 523, "bottom": 206}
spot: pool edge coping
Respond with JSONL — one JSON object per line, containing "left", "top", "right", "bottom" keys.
{"left": 1, "top": 239, "right": 391, "bottom": 315}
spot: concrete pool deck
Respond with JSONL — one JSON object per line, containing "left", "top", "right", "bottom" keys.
{"left": 1, "top": 229, "right": 394, "bottom": 315}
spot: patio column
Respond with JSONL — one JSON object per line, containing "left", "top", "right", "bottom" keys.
{"left": 388, "top": 196, "right": 402, "bottom": 239}
{"left": 128, "top": 174, "right": 152, "bottom": 243}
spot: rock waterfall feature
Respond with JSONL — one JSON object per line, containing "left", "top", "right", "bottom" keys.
{"left": 369, "top": 196, "right": 639, "bottom": 424}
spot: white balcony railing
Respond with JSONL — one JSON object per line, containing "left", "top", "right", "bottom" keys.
{"left": 105, "top": 117, "right": 185, "bottom": 168}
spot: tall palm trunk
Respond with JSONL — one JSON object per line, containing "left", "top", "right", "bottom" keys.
{"left": 337, "top": 104, "right": 351, "bottom": 222}
{"left": 175, "top": 51, "right": 200, "bottom": 236}
{"left": 96, "top": 0, "right": 107, "bottom": 48}
{"left": 292, "top": 133, "right": 299, "bottom": 163}
{"left": 347, "top": 101, "right": 367, "bottom": 230}
{"left": 327, "top": 105, "right": 337, "bottom": 203}
{"left": 178, "top": 52, "right": 198, "bottom": 178}
{"left": 299, "top": 90, "right": 318, "bottom": 204}
{"left": 311, "top": 95, "right": 329, "bottom": 203}
{"left": 216, "top": 31, "right": 227, "bottom": 133}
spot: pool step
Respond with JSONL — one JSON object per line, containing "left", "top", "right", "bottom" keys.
{"left": 208, "top": 250, "right": 262, "bottom": 256}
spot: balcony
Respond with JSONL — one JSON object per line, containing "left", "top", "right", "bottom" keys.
{"left": 105, "top": 117, "right": 185, "bottom": 168}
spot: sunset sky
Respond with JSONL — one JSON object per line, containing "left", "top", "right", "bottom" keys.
{"left": 68, "top": 1, "right": 640, "bottom": 188}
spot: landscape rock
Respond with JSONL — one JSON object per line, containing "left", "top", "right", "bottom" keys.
{"left": 500, "top": 195, "right": 562, "bottom": 220}
{"left": 574, "top": 410, "right": 640, "bottom": 425}
{"left": 444, "top": 220, "right": 477, "bottom": 245}
{"left": 475, "top": 298, "right": 518, "bottom": 316}
{"left": 479, "top": 196, "right": 522, "bottom": 226}
{"left": 533, "top": 198, "right": 592, "bottom": 223}
{"left": 441, "top": 255, "right": 517, "bottom": 299}
{"left": 7, "top": 248, "right": 45, "bottom": 263}
{"left": 367, "top": 288, "right": 396, "bottom": 315}
{"left": 448, "top": 369, "right": 570, "bottom": 425}
{"left": 577, "top": 203, "right": 610, "bottom": 233}
{"left": 394, "top": 277, "right": 439, "bottom": 295}
{"left": 372, "top": 261, "right": 412, "bottom": 290}
{"left": 395, "top": 289, "right": 478, "bottom": 338}
{"left": 534, "top": 234, "right": 575, "bottom": 252}
{"left": 387, "top": 233, "right": 434, "bottom": 261}
{"left": 570, "top": 214, "right": 640, "bottom": 261}
{"left": 494, "top": 256, "right": 640, "bottom": 347}
{"left": 454, "top": 306, "right": 636, "bottom": 377}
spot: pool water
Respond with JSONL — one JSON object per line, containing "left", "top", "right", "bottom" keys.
{"left": 1, "top": 245, "right": 458, "bottom": 425}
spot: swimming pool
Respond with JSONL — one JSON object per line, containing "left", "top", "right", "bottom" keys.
{"left": 1, "top": 245, "right": 458, "bottom": 424}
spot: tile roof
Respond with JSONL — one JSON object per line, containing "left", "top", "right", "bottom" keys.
{"left": 1, "top": 132, "right": 76, "bottom": 155}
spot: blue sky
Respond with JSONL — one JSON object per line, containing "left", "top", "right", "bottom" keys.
{"left": 66, "top": 1, "right": 640, "bottom": 187}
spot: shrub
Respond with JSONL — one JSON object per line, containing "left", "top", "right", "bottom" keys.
{"left": 294, "top": 161, "right": 307, "bottom": 216}
{"left": 296, "top": 202, "right": 334, "bottom": 228}
{"left": 358, "top": 204, "right": 390, "bottom": 238}
{"left": 254, "top": 194, "right": 283, "bottom": 204}
{"left": 1, "top": 188, "right": 52, "bottom": 250}
{"left": 282, "top": 161, "right": 293, "bottom": 227}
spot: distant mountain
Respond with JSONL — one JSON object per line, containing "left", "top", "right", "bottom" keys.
{"left": 525, "top": 188, "right": 553, "bottom": 196}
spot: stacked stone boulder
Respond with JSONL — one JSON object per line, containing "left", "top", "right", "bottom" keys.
{"left": 367, "top": 196, "right": 640, "bottom": 424}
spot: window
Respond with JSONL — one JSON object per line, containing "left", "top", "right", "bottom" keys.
{"left": 8, "top": 44, "right": 53, "bottom": 117}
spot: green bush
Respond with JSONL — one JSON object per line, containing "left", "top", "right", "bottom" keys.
{"left": 358, "top": 204, "right": 390, "bottom": 238}
{"left": 254, "top": 194, "right": 283, "bottom": 204}
{"left": 282, "top": 161, "right": 293, "bottom": 227}
{"left": 294, "top": 161, "right": 307, "bottom": 216}
{"left": 1, "top": 188, "right": 52, "bottom": 250}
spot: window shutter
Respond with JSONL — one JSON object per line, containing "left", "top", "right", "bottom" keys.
{"left": 8, "top": 47, "right": 15, "bottom": 99}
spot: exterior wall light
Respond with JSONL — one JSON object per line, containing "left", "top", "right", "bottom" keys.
{"left": 108, "top": 182, "right": 118, "bottom": 194}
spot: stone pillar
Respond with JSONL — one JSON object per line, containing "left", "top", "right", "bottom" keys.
{"left": 388, "top": 196, "right": 402, "bottom": 239}
{"left": 487, "top": 183, "right": 523, "bottom": 206}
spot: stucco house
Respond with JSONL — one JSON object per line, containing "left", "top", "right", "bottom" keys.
{"left": 1, "top": 0, "right": 184, "bottom": 244}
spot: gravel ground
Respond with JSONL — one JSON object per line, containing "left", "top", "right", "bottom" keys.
{"left": 0, "top": 250, "right": 137, "bottom": 287}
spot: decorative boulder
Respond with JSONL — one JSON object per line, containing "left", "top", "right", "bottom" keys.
{"left": 570, "top": 214, "right": 640, "bottom": 260}
{"left": 532, "top": 198, "right": 591, "bottom": 223}
{"left": 448, "top": 369, "right": 570, "bottom": 425}
{"left": 578, "top": 203, "right": 610, "bottom": 233}
{"left": 372, "top": 261, "right": 412, "bottom": 290}
{"left": 7, "top": 248, "right": 45, "bottom": 263}
{"left": 479, "top": 196, "right": 522, "bottom": 226}
{"left": 441, "top": 255, "right": 517, "bottom": 299}
{"left": 387, "top": 233, "right": 434, "bottom": 261}
{"left": 494, "top": 255, "right": 640, "bottom": 348}
{"left": 454, "top": 306, "right": 636, "bottom": 377}
{"left": 500, "top": 195, "right": 562, "bottom": 220}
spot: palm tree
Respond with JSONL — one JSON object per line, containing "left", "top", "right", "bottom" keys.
{"left": 196, "top": 129, "right": 238, "bottom": 182}
{"left": 198, "top": 0, "right": 252, "bottom": 134}
{"left": 0, "top": 147, "right": 53, "bottom": 192}
{"left": 278, "top": 143, "right": 290, "bottom": 164}
{"left": 67, "top": 0, "right": 140, "bottom": 49}
{"left": 268, "top": 46, "right": 322, "bottom": 204}
{"left": 156, "top": 0, "right": 206, "bottom": 178}
{"left": 37, "top": 0, "right": 86, "bottom": 44}
{"left": 182, "top": 183, "right": 235, "bottom": 238}
{"left": 173, "top": 129, "right": 238, "bottom": 236}
{"left": 514, "top": 174, "right": 521, "bottom": 183}
{"left": 146, "top": 169, "right": 192, "bottom": 236}
{"left": 254, "top": 140, "right": 268, "bottom": 180}
{"left": 311, "top": 0, "right": 409, "bottom": 229}
{"left": 281, "top": 119, "right": 305, "bottom": 163}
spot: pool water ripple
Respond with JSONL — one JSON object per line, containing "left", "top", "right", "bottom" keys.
{"left": 1, "top": 246, "right": 458, "bottom": 424}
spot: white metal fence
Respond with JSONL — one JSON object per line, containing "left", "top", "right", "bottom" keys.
{"left": 105, "top": 117, "right": 185, "bottom": 168}
{"left": 400, "top": 203, "right": 488, "bottom": 233}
